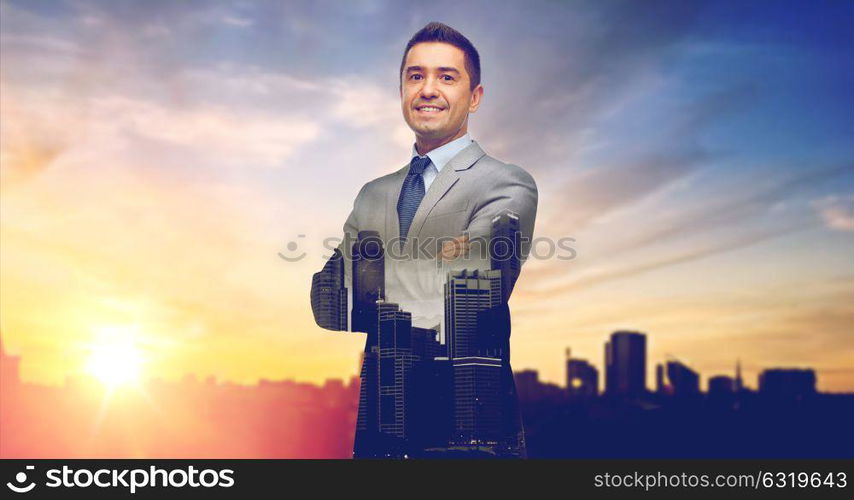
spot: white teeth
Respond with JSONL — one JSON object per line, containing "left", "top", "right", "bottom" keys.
{"left": 418, "top": 106, "right": 442, "bottom": 112}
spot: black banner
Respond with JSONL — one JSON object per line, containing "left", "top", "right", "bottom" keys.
{"left": 1, "top": 459, "right": 852, "bottom": 498}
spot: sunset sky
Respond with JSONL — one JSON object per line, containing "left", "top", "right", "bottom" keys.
{"left": 1, "top": 0, "right": 852, "bottom": 392}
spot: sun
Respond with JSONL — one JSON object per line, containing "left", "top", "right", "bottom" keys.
{"left": 85, "top": 325, "right": 146, "bottom": 389}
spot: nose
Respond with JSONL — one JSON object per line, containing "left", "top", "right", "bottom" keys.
{"left": 419, "top": 75, "right": 440, "bottom": 99}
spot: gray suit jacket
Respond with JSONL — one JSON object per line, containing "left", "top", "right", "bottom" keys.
{"left": 312, "top": 139, "right": 537, "bottom": 456}
{"left": 329, "top": 140, "right": 538, "bottom": 327}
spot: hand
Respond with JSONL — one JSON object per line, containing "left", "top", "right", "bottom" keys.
{"left": 440, "top": 234, "right": 470, "bottom": 261}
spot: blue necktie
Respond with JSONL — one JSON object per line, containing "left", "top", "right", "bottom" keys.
{"left": 398, "top": 156, "right": 431, "bottom": 249}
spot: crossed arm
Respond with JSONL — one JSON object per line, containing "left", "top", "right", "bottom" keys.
{"left": 310, "top": 164, "right": 538, "bottom": 332}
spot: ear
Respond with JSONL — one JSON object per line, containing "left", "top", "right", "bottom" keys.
{"left": 468, "top": 84, "right": 483, "bottom": 113}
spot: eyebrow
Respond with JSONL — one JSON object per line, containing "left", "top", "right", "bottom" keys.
{"left": 405, "top": 65, "right": 461, "bottom": 74}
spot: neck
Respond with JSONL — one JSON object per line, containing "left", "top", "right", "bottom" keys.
{"left": 415, "top": 127, "right": 467, "bottom": 156}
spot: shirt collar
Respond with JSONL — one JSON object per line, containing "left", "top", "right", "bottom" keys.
{"left": 410, "top": 133, "right": 473, "bottom": 173}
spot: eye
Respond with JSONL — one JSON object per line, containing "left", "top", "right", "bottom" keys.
{"left": 441, "top": 75, "right": 454, "bottom": 81}
{"left": 409, "top": 74, "right": 423, "bottom": 80}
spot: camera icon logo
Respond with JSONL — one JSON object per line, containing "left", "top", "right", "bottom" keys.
{"left": 6, "top": 465, "right": 36, "bottom": 493}
{"left": 278, "top": 234, "right": 307, "bottom": 262}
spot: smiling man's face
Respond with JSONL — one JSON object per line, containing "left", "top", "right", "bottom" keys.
{"left": 400, "top": 42, "right": 483, "bottom": 154}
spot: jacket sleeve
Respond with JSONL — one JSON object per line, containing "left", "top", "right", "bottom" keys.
{"left": 309, "top": 183, "right": 367, "bottom": 332}
{"left": 457, "top": 163, "right": 538, "bottom": 272}
{"left": 412, "top": 163, "right": 539, "bottom": 309}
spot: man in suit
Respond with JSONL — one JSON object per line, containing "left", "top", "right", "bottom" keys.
{"left": 311, "top": 22, "right": 537, "bottom": 458}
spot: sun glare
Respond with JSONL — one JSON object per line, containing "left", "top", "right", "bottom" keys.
{"left": 85, "top": 325, "right": 146, "bottom": 389}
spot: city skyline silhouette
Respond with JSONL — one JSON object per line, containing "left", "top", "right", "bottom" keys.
{"left": 3, "top": 328, "right": 852, "bottom": 459}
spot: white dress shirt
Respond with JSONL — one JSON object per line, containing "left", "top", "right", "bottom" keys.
{"left": 410, "top": 133, "right": 472, "bottom": 192}
{"left": 387, "top": 133, "right": 474, "bottom": 336}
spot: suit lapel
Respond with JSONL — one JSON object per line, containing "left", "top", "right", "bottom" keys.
{"left": 398, "top": 141, "right": 486, "bottom": 254}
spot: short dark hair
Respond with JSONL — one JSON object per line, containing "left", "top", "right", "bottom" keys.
{"left": 400, "top": 22, "right": 481, "bottom": 91}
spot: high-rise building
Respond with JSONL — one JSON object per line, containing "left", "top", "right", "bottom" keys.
{"left": 351, "top": 230, "right": 384, "bottom": 339}
{"left": 759, "top": 368, "right": 817, "bottom": 399}
{"left": 359, "top": 301, "right": 455, "bottom": 457}
{"left": 310, "top": 248, "right": 348, "bottom": 331}
{"left": 655, "top": 363, "right": 667, "bottom": 394}
{"left": 605, "top": 331, "right": 647, "bottom": 397}
{"left": 490, "top": 211, "right": 521, "bottom": 304}
{"left": 566, "top": 349, "right": 599, "bottom": 398}
{"left": 514, "top": 369, "right": 540, "bottom": 397}
{"left": 411, "top": 356, "right": 453, "bottom": 452}
{"left": 411, "top": 327, "right": 446, "bottom": 360}
{"left": 354, "top": 346, "right": 379, "bottom": 456}
{"left": 443, "top": 269, "right": 510, "bottom": 450}
{"left": 452, "top": 356, "right": 502, "bottom": 445}
{"left": 666, "top": 360, "right": 700, "bottom": 397}
{"left": 708, "top": 375, "right": 735, "bottom": 396}
{"left": 475, "top": 302, "right": 511, "bottom": 361}
{"left": 735, "top": 359, "right": 744, "bottom": 393}
{"left": 408, "top": 327, "right": 451, "bottom": 451}
{"left": 444, "top": 269, "right": 503, "bottom": 359}
{"left": 377, "top": 300, "right": 417, "bottom": 445}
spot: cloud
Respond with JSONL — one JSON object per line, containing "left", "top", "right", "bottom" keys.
{"left": 0, "top": 83, "right": 75, "bottom": 187}
{"left": 541, "top": 149, "right": 709, "bottom": 231}
{"left": 221, "top": 16, "right": 253, "bottom": 28}
{"left": 93, "top": 95, "right": 320, "bottom": 168}
{"left": 473, "top": 0, "right": 709, "bottom": 169}
{"left": 814, "top": 195, "right": 854, "bottom": 231}
{"left": 0, "top": 33, "right": 81, "bottom": 55}
{"left": 535, "top": 85, "right": 758, "bottom": 234}
{"left": 590, "top": 163, "right": 854, "bottom": 260}
{"left": 0, "top": 84, "right": 321, "bottom": 177}
{"left": 523, "top": 221, "right": 817, "bottom": 297}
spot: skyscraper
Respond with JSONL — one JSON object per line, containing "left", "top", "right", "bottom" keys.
{"left": 759, "top": 368, "right": 817, "bottom": 400}
{"left": 735, "top": 359, "right": 744, "bottom": 393}
{"left": 490, "top": 211, "right": 521, "bottom": 304}
{"left": 514, "top": 369, "right": 541, "bottom": 400}
{"left": 309, "top": 248, "right": 348, "bottom": 331}
{"left": 354, "top": 345, "right": 380, "bottom": 456}
{"left": 409, "top": 328, "right": 451, "bottom": 451}
{"left": 708, "top": 375, "right": 735, "bottom": 396}
{"left": 411, "top": 327, "right": 445, "bottom": 360}
{"left": 566, "top": 349, "right": 599, "bottom": 398}
{"left": 444, "top": 269, "right": 503, "bottom": 359}
{"left": 351, "top": 230, "right": 384, "bottom": 339}
{"left": 452, "top": 356, "right": 503, "bottom": 445}
{"left": 376, "top": 300, "right": 417, "bottom": 448}
{"left": 358, "top": 299, "right": 454, "bottom": 457}
{"left": 655, "top": 363, "right": 667, "bottom": 395}
{"left": 444, "top": 269, "right": 509, "bottom": 450}
{"left": 665, "top": 359, "right": 700, "bottom": 397}
{"left": 605, "top": 331, "right": 647, "bottom": 397}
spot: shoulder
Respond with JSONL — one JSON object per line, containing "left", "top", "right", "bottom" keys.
{"left": 355, "top": 164, "right": 409, "bottom": 199}
{"left": 473, "top": 153, "right": 538, "bottom": 191}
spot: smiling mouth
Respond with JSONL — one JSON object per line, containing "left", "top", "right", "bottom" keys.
{"left": 415, "top": 105, "right": 445, "bottom": 113}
